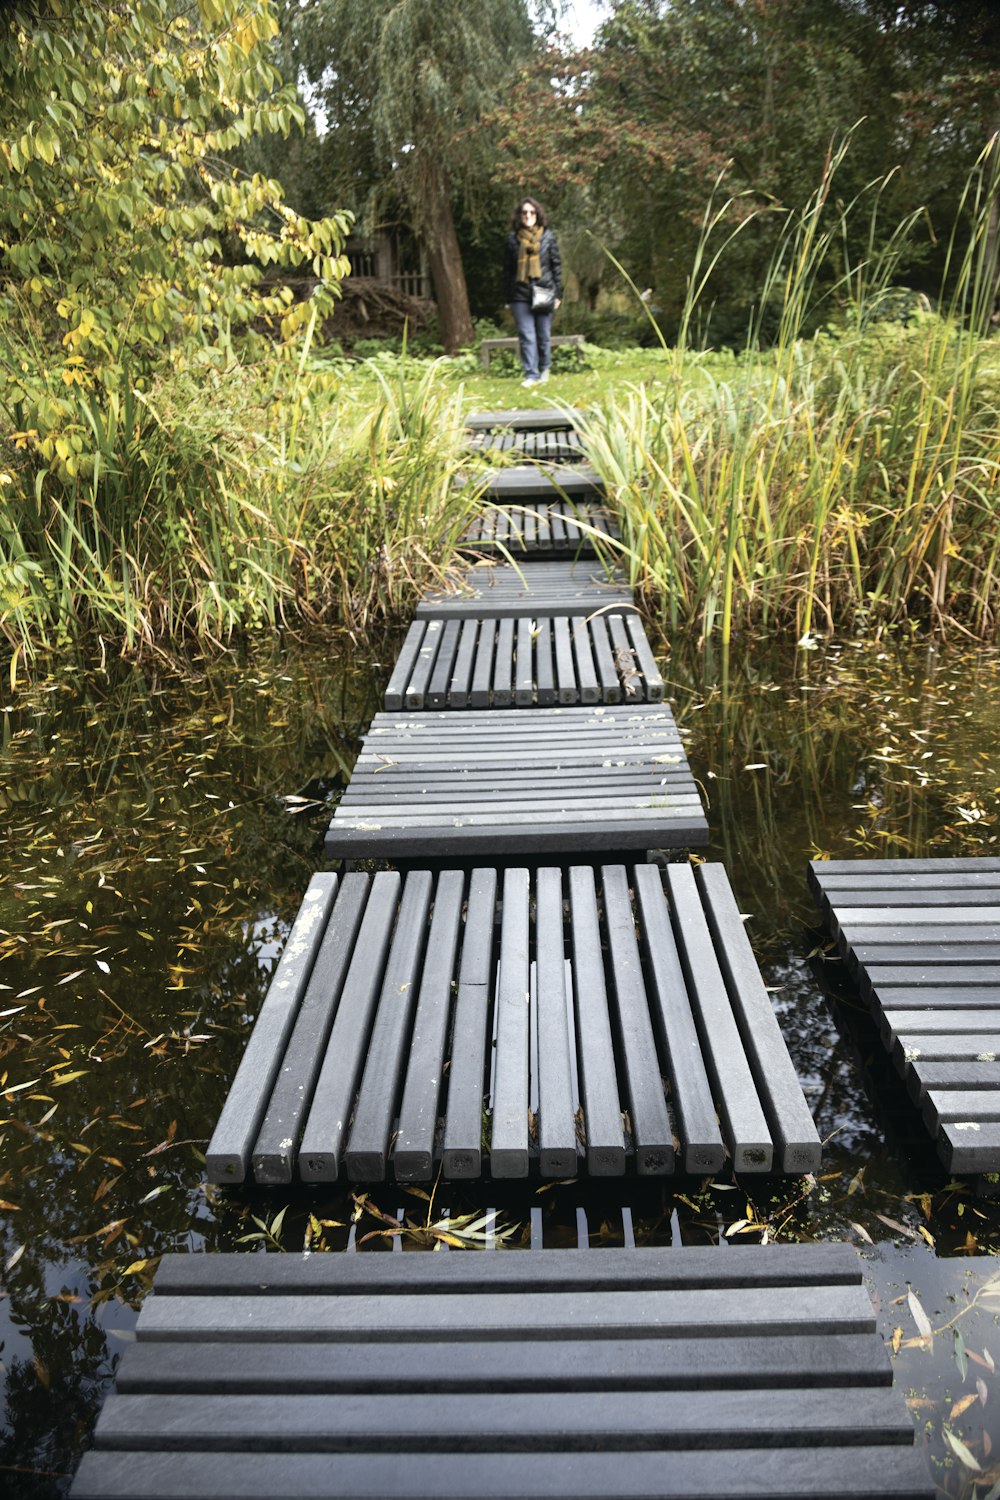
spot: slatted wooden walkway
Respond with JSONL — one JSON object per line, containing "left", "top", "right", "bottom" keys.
{"left": 70, "top": 1244, "right": 933, "bottom": 1500}
{"left": 470, "top": 428, "right": 584, "bottom": 461}
{"left": 461, "top": 499, "right": 620, "bottom": 555}
{"left": 206, "top": 861, "right": 819, "bottom": 1185}
{"left": 385, "top": 613, "right": 662, "bottom": 710}
{"left": 810, "top": 855, "right": 1000, "bottom": 1174}
{"left": 466, "top": 406, "right": 584, "bottom": 432}
{"left": 326, "top": 705, "right": 707, "bottom": 857}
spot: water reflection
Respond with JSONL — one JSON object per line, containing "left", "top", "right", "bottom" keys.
{"left": 0, "top": 632, "right": 998, "bottom": 1495}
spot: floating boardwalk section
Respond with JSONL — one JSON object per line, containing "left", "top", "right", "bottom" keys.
{"left": 205, "top": 862, "right": 820, "bottom": 1187}
{"left": 71, "top": 1244, "right": 933, "bottom": 1500}
{"left": 72, "top": 406, "right": 934, "bottom": 1499}
{"left": 810, "top": 855, "right": 1000, "bottom": 1176}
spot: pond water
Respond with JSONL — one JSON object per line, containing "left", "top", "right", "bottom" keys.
{"left": 1, "top": 629, "right": 999, "bottom": 1497}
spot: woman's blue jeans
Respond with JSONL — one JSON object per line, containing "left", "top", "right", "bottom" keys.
{"left": 511, "top": 300, "right": 553, "bottom": 379}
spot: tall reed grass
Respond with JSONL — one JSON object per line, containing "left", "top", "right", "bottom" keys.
{"left": 578, "top": 139, "right": 1000, "bottom": 643}
{"left": 0, "top": 318, "right": 484, "bottom": 666}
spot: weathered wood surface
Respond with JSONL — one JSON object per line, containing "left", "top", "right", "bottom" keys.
{"left": 417, "top": 558, "right": 635, "bottom": 619}
{"left": 207, "top": 862, "right": 816, "bottom": 1185}
{"left": 461, "top": 499, "right": 620, "bottom": 556}
{"left": 384, "top": 614, "right": 663, "bottom": 710}
{"left": 810, "top": 856, "right": 1000, "bottom": 1174}
{"left": 71, "top": 1244, "right": 933, "bottom": 1500}
{"left": 477, "top": 335, "right": 584, "bottom": 371}
{"left": 325, "top": 705, "right": 708, "bottom": 857}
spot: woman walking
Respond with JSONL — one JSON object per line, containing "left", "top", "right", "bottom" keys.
{"left": 504, "top": 197, "right": 562, "bottom": 388}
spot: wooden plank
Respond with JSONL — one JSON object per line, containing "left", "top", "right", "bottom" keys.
{"left": 665, "top": 864, "right": 773, "bottom": 1172}
{"left": 568, "top": 866, "right": 627, "bottom": 1174}
{"left": 535, "top": 617, "right": 556, "bottom": 704}
{"left": 907, "top": 1059, "right": 1000, "bottom": 1102}
{"left": 449, "top": 618, "right": 478, "bottom": 708}
{"left": 204, "top": 873, "right": 338, "bottom": 1185}
{"left": 91, "top": 1386, "right": 915, "bottom": 1451}
{"left": 153, "top": 1242, "right": 865, "bottom": 1296}
{"left": 466, "top": 408, "right": 583, "bottom": 431}
{"left": 492, "top": 616, "right": 515, "bottom": 705}
{"left": 536, "top": 868, "right": 578, "bottom": 1176}
{"left": 553, "top": 615, "right": 577, "bottom": 703}
{"left": 470, "top": 617, "right": 496, "bottom": 708}
{"left": 490, "top": 868, "right": 531, "bottom": 1177}
{"left": 697, "top": 863, "right": 821, "bottom": 1174}
{"left": 923, "top": 1088, "right": 1000, "bottom": 1132}
{"left": 114, "top": 1329, "right": 892, "bottom": 1394}
{"left": 633, "top": 864, "right": 725, "bottom": 1175}
{"left": 393, "top": 870, "right": 466, "bottom": 1181}
{"left": 514, "top": 616, "right": 534, "bottom": 705}
{"left": 483, "top": 464, "right": 604, "bottom": 501}
{"left": 571, "top": 614, "right": 600, "bottom": 703}
{"left": 296, "top": 874, "right": 402, "bottom": 1182}
{"left": 603, "top": 864, "right": 675, "bottom": 1175}
{"left": 344, "top": 871, "right": 434, "bottom": 1181}
{"left": 71, "top": 1446, "right": 936, "bottom": 1500}
{"left": 383, "top": 621, "right": 426, "bottom": 711}
{"left": 625, "top": 613, "right": 665, "bottom": 702}
{"left": 417, "top": 559, "right": 636, "bottom": 619}
{"left": 589, "top": 613, "right": 622, "bottom": 702}
{"left": 250, "top": 873, "right": 369, "bottom": 1184}
{"left": 403, "top": 616, "right": 444, "bottom": 707}
{"left": 441, "top": 868, "right": 498, "bottom": 1178}
{"left": 133, "top": 1284, "right": 879, "bottom": 1342}
{"left": 426, "top": 619, "right": 461, "bottom": 708}
{"left": 939, "top": 1119, "right": 1000, "bottom": 1173}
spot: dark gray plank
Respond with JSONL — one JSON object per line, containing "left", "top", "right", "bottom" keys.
{"left": 383, "top": 621, "right": 426, "bottom": 711}
{"left": 296, "top": 874, "right": 402, "bottom": 1182}
{"left": 405, "top": 616, "right": 444, "bottom": 707}
{"left": 205, "top": 873, "right": 339, "bottom": 1185}
{"left": 152, "top": 1242, "right": 864, "bottom": 1296}
{"left": 589, "top": 613, "right": 622, "bottom": 702}
{"left": 91, "top": 1386, "right": 914, "bottom": 1451}
{"left": 490, "top": 868, "right": 531, "bottom": 1177}
{"left": 442, "top": 869, "right": 498, "bottom": 1178}
{"left": 608, "top": 612, "right": 642, "bottom": 699}
{"left": 535, "top": 617, "right": 556, "bottom": 704}
{"left": 907, "top": 1059, "right": 1000, "bottom": 1102}
{"left": 633, "top": 864, "right": 725, "bottom": 1175}
{"left": 466, "top": 408, "right": 583, "bottom": 431}
{"left": 939, "top": 1120, "right": 1000, "bottom": 1173}
{"left": 250, "top": 873, "right": 369, "bottom": 1184}
{"left": 133, "top": 1283, "right": 878, "bottom": 1341}
{"left": 514, "top": 617, "right": 534, "bottom": 705}
{"left": 345, "top": 871, "right": 434, "bottom": 1181}
{"left": 571, "top": 615, "right": 600, "bottom": 703}
{"left": 697, "top": 863, "right": 821, "bottom": 1174}
{"left": 70, "top": 1446, "right": 937, "bottom": 1500}
{"left": 923, "top": 1089, "right": 1000, "bottom": 1132}
{"left": 625, "top": 613, "right": 665, "bottom": 702}
{"left": 492, "top": 616, "right": 516, "bottom": 705}
{"left": 427, "top": 619, "right": 462, "bottom": 708}
{"left": 470, "top": 617, "right": 496, "bottom": 708}
{"left": 536, "top": 868, "right": 578, "bottom": 1176}
{"left": 665, "top": 864, "right": 773, "bottom": 1172}
{"left": 449, "top": 618, "right": 478, "bottom": 708}
{"left": 484, "top": 464, "right": 604, "bottom": 501}
{"left": 568, "top": 866, "right": 627, "bottom": 1174}
{"left": 603, "top": 865, "right": 675, "bottom": 1175}
{"left": 394, "top": 870, "right": 466, "bottom": 1181}
{"left": 553, "top": 615, "right": 577, "bottom": 703}
{"left": 114, "top": 1329, "right": 892, "bottom": 1394}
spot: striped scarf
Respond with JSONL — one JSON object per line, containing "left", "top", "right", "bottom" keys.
{"left": 516, "top": 224, "right": 543, "bottom": 283}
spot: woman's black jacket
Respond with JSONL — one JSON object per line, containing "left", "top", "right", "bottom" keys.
{"left": 504, "top": 228, "right": 562, "bottom": 305}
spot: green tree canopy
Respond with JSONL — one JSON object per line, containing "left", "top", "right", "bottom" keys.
{"left": 0, "top": 0, "right": 351, "bottom": 473}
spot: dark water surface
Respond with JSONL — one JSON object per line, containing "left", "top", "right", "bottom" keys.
{"left": 1, "top": 631, "right": 999, "bottom": 1497}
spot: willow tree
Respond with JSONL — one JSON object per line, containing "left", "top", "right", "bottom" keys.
{"left": 292, "top": 0, "right": 537, "bottom": 351}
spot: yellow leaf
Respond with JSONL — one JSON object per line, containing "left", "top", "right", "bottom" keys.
{"left": 51, "top": 1070, "right": 88, "bottom": 1085}
{"left": 950, "top": 1393, "right": 978, "bottom": 1422}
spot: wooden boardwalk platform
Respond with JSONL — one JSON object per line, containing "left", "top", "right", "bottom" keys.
{"left": 205, "top": 861, "right": 818, "bottom": 1186}
{"left": 417, "top": 559, "right": 635, "bottom": 618}
{"left": 810, "top": 855, "right": 1000, "bottom": 1173}
{"left": 460, "top": 498, "right": 620, "bottom": 555}
{"left": 326, "top": 705, "right": 707, "bottom": 857}
{"left": 384, "top": 613, "right": 662, "bottom": 710}
{"left": 70, "top": 1244, "right": 932, "bottom": 1500}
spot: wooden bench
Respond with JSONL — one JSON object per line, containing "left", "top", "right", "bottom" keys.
{"left": 479, "top": 334, "right": 585, "bottom": 370}
{"left": 384, "top": 613, "right": 661, "bottom": 710}
{"left": 809, "top": 855, "right": 1000, "bottom": 1176}
{"left": 204, "top": 860, "right": 816, "bottom": 1185}
{"left": 70, "top": 1243, "right": 933, "bottom": 1499}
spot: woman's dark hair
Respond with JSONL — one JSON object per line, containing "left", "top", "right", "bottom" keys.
{"left": 511, "top": 197, "right": 548, "bottom": 232}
